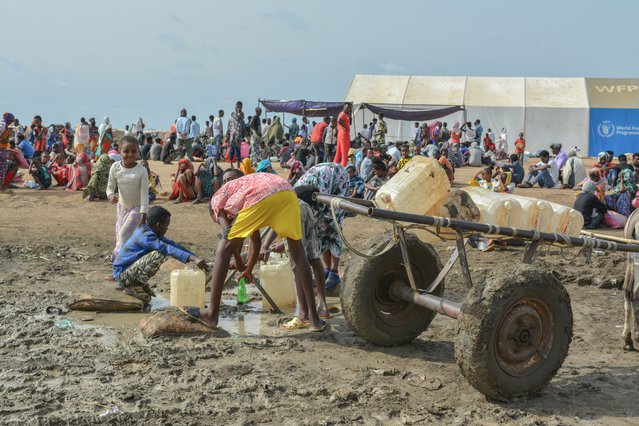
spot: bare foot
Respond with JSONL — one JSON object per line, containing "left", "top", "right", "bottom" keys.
{"left": 317, "top": 303, "right": 330, "bottom": 319}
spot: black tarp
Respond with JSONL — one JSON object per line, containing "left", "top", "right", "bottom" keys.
{"left": 360, "top": 104, "right": 463, "bottom": 121}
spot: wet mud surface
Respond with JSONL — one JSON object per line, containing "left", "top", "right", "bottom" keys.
{"left": 2, "top": 162, "right": 639, "bottom": 424}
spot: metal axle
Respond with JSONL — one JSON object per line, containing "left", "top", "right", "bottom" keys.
{"left": 391, "top": 282, "right": 461, "bottom": 319}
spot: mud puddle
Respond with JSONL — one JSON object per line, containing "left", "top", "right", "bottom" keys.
{"left": 67, "top": 291, "right": 298, "bottom": 338}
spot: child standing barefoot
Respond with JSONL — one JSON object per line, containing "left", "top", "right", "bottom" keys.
{"left": 107, "top": 136, "right": 149, "bottom": 260}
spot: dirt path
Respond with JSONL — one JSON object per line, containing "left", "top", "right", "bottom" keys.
{"left": 1, "top": 160, "right": 638, "bottom": 424}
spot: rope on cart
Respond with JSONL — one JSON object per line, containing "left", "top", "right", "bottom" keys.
{"left": 330, "top": 199, "right": 397, "bottom": 259}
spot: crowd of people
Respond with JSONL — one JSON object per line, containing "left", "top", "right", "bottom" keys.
{"left": 1, "top": 103, "right": 636, "bottom": 328}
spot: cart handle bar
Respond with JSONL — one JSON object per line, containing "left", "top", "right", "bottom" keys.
{"left": 314, "top": 194, "right": 639, "bottom": 254}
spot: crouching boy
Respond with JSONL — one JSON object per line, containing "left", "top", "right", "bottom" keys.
{"left": 112, "top": 205, "right": 208, "bottom": 304}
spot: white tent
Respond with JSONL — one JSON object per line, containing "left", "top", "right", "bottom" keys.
{"left": 524, "top": 78, "right": 589, "bottom": 154}
{"left": 346, "top": 75, "right": 465, "bottom": 142}
{"left": 464, "top": 77, "right": 525, "bottom": 151}
{"left": 345, "top": 74, "right": 594, "bottom": 154}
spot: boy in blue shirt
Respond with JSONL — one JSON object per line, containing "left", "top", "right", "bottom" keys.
{"left": 17, "top": 134, "right": 34, "bottom": 159}
{"left": 113, "top": 205, "right": 208, "bottom": 304}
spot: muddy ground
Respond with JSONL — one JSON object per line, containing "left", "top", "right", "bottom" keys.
{"left": 1, "top": 160, "right": 639, "bottom": 425}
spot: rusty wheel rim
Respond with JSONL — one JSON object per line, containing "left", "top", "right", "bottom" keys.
{"left": 495, "top": 298, "right": 554, "bottom": 377}
{"left": 371, "top": 263, "right": 422, "bottom": 327}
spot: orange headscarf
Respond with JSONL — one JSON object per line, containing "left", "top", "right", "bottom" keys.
{"left": 240, "top": 158, "right": 254, "bottom": 175}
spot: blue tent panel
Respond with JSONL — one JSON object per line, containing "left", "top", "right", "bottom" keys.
{"left": 589, "top": 108, "right": 639, "bottom": 156}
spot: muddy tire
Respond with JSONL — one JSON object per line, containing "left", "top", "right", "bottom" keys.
{"left": 340, "top": 233, "right": 442, "bottom": 346}
{"left": 454, "top": 265, "right": 572, "bottom": 401}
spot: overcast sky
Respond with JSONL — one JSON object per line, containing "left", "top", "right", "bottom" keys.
{"left": 3, "top": 0, "right": 637, "bottom": 129}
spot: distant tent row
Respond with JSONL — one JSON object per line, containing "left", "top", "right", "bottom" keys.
{"left": 345, "top": 75, "right": 639, "bottom": 156}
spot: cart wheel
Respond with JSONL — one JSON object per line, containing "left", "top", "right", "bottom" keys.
{"left": 454, "top": 265, "right": 572, "bottom": 401}
{"left": 340, "top": 232, "right": 442, "bottom": 346}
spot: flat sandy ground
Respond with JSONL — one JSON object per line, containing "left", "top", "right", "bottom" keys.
{"left": 2, "top": 158, "right": 639, "bottom": 424}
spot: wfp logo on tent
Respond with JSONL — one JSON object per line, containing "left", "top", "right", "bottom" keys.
{"left": 597, "top": 121, "right": 616, "bottom": 138}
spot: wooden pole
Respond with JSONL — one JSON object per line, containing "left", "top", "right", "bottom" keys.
{"left": 580, "top": 230, "right": 638, "bottom": 245}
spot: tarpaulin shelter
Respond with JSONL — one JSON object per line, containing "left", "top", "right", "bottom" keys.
{"left": 259, "top": 99, "right": 345, "bottom": 118}
{"left": 587, "top": 78, "right": 639, "bottom": 156}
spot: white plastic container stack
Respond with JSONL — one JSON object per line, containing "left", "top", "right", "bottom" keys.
{"left": 463, "top": 190, "right": 583, "bottom": 236}
{"left": 508, "top": 194, "right": 554, "bottom": 232}
{"left": 375, "top": 156, "right": 450, "bottom": 215}
{"left": 170, "top": 268, "right": 206, "bottom": 309}
{"left": 259, "top": 253, "right": 297, "bottom": 310}
{"left": 463, "top": 187, "right": 522, "bottom": 228}
{"left": 551, "top": 203, "right": 585, "bottom": 236}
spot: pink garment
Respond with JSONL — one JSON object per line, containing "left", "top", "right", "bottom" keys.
{"left": 113, "top": 203, "right": 142, "bottom": 260}
{"left": 210, "top": 173, "right": 293, "bottom": 220}
{"left": 10, "top": 149, "right": 29, "bottom": 169}
{"left": 241, "top": 141, "right": 251, "bottom": 159}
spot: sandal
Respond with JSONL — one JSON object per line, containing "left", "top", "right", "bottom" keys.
{"left": 310, "top": 320, "right": 327, "bottom": 332}
{"left": 277, "top": 317, "right": 309, "bottom": 330}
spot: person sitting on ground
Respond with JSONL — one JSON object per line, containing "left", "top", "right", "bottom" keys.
{"left": 28, "top": 156, "right": 52, "bottom": 190}
{"left": 239, "top": 157, "right": 254, "bottom": 175}
{"left": 149, "top": 137, "right": 162, "bottom": 161}
{"left": 499, "top": 153, "right": 525, "bottom": 185}
{"left": 467, "top": 142, "right": 483, "bottom": 167}
{"left": 2, "top": 150, "right": 19, "bottom": 189}
{"left": 517, "top": 150, "right": 558, "bottom": 188}
{"left": 469, "top": 167, "right": 514, "bottom": 193}
{"left": 397, "top": 144, "right": 412, "bottom": 170}
{"left": 574, "top": 180, "right": 607, "bottom": 230}
{"left": 483, "top": 132, "right": 495, "bottom": 153}
{"left": 49, "top": 153, "right": 68, "bottom": 187}
{"left": 594, "top": 152, "right": 615, "bottom": 182}
{"left": 358, "top": 147, "right": 374, "bottom": 181}
{"left": 108, "top": 143, "right": 122, "bottom": 163}
{"left": 632, "top": 153, "right": 639, "bottom": 183}
{"left": 40, "top": 151, "right": 51, "bottom": 168}
{"left": 279, "top": 141, "right": 293, "bottom": 168}
{"left": 364, "top": 160, "right": 388, "bottom": 201}
{"left": 345, "top": 164, "right": 365, "bottom": 199}
{"left": 140, "top": 160, "right": 161, "bottom": 201}
{"left": 112, "top": 205, "right": 208, "bottom": 305}
{"left": 82, "top": 154, "right": 113, "bottom": 201}
{"left": 550, "top": 143, "right": 567, "bottom": 179}
{"left": 288, "top": 161, "right": 304, "bottom": 186}
{"left": 169, "top": 158, "right": 196, "bottom": 203}
{"left": 255, "top": 159, "right": 276, "bottom": 174}
{"left": 605, "top": 166, "right": 637, "bottom": 217}
{"left": 140, "top": 135, "right": 153, "bottom": 160}
{"left": 180, "top": 169, "right": 325, "bottom": 331}
{"left": 193, "top": 157, "right": 222, "bottom": 204}
{"left": 561, "top": 147, "right": 586, "bottom": 189}
{"left": 66, "top": 150, "right": 91, "bottom": 191}
{"left": 16, "top": 134, "right": 34, "bottom": 160}
{"left": 434, "top": 148, "right": 454, "bottom": 182}
{"left": 575, "top": 169, "right": 608, "bottom": 203}
{"left": 161, "top": 133, "right": 177, "bottom": 164}
{"left": 387, "top": 141, "right": 402, "bottom": 165}
{"left": 259, "top": 185, "right": 330, "bottom": 323}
